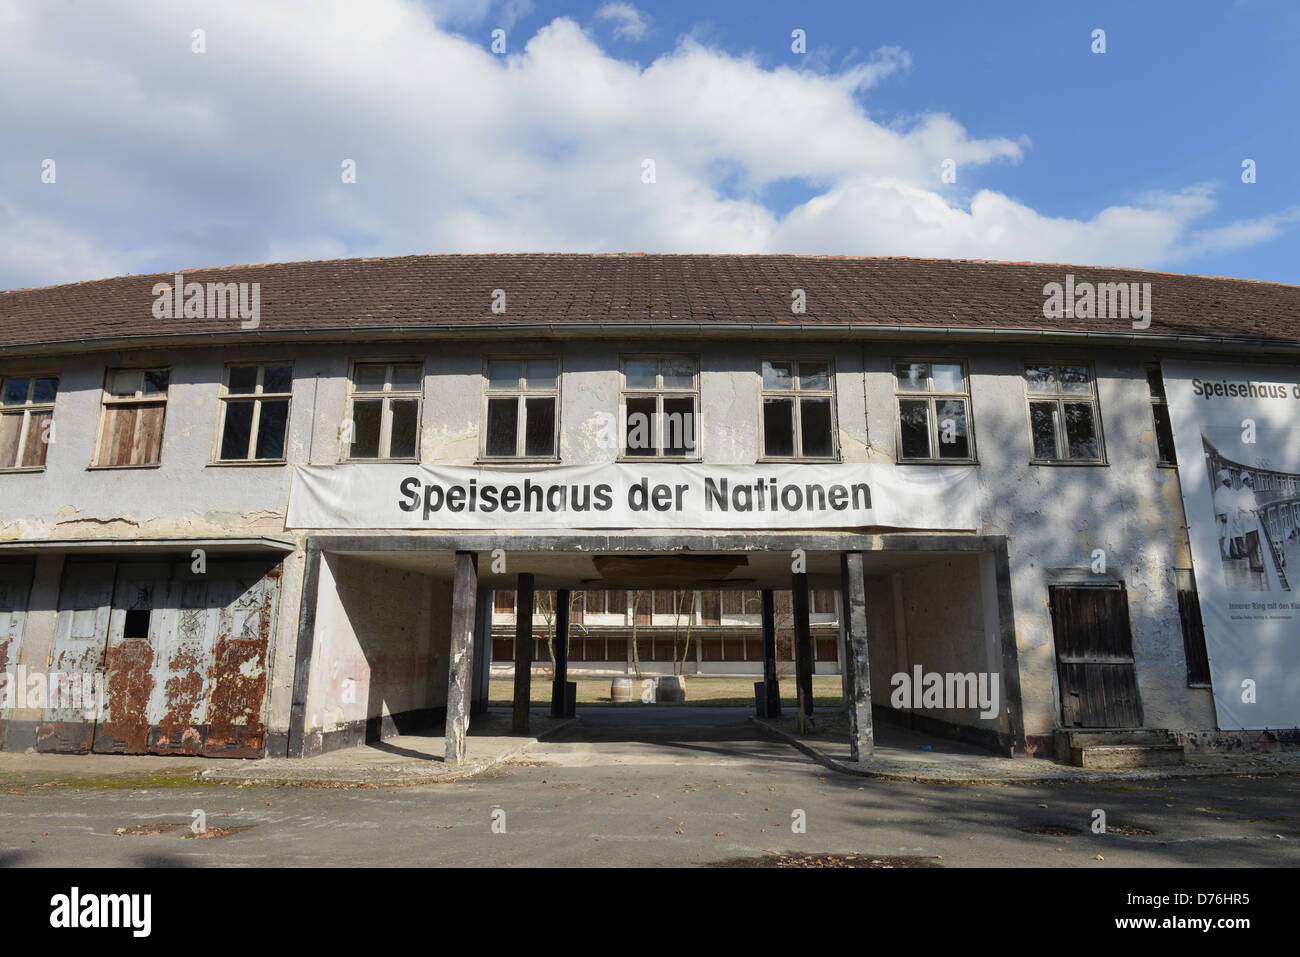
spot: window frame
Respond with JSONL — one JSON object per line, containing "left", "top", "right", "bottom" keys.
{"left": 756, "top": 356, "right": 840, "bottom": 462}
{"left": 342, "top": 359, "right": 423, "bottom": 463}
{"left": 1022, "top": 361, "right": 1107, "bottom": 466}
{"left": 211, "top": 362, "right": 294, "bottom": 465}
{"left": 0, "top": 373, "right": 59, "bottom": 472}
{"left": 91, "top": 366, "right": 172, "bottom": 469}
{"left": 618, "top": 354, "right": 701, "bottom": 461}
{"left": 1144, "top": 363, "right": 1178, "bottom": 467}
{"left": 891, "top": 358, "right": 978, "bottom": 464}
{"left": 478, "top": 355, "right": 562, "bottom": 462}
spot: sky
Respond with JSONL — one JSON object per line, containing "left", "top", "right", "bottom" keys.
{"left": 1, "top": 0, "right": 1297, "bottom": 290}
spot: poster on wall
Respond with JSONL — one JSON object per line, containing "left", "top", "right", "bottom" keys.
{"left": 1162, "top": 359, "right": 1300, "bottom": 730}
{"left": 286, "top": 462, "right": 980, "bottom": 532}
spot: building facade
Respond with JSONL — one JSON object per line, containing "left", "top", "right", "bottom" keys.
{"left": 1, "top": 254, "right": 1298, "bottom": 761}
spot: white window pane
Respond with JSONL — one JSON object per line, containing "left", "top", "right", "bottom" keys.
{"left": 390, "top": 363, "right": 422, "bottom": 392}
{"left": 799, "top": 362, "right": 830, "bottom": 391}
{"left": 109, "top": 370, "right": 142, "bottom": 396}
{"left": 660, "top": 358, "right": 696, "bottom": 389}
{"left": 488, "top": 360, "right": 521, "bottom": 390}
{"left": 354, "top": 364, "right": 387, "bottom": 392}
{"left": 931, "top": 363, "right": 964, "bottom": 393}
{"left": 625, "top": 359, "right": 657, "bottom": 390}
{"left": 895, "top": 363, "right": 928, "bottom": 392}
{"left": 1059, "top": 366, "right": 1092, "bottom": 393}
{"left": 763, "top": 361, "right": 793, "bottom": 390}
{"left": 524, "top": 359, "right": 557, "bottom": 390}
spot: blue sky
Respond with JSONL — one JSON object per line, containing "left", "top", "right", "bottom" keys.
{"left": 1, "top": 0, "right": 1297, "bottom": 288}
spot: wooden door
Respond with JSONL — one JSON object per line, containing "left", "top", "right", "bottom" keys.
{"left": 1049, "top": 585, "right": 1141, "bottom": 728}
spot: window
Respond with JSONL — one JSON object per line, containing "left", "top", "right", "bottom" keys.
{"left": 1144, "top": 365, "right": 1177, "bottom": 466}
{"left": 482, "top": 358, "right": 559, "bottom": 459}
{"left": 346, "top": 361, "right": 421, "bottom": 460}
{"left": 759, "top": 359, "right": 836, "bottom": 459}
{"left": 215, "top": 363, "right": 292, "bottom": 462}
{"left": 1175, "top": 568, "right": 1211, "bottom": 685}
{"left": 0, "top": 375, "right": 58, "bottom": 470}
{"left": 95, "top": 368, "right": 170, "bottom": 467}
{"left": 894, "top": 361, "right": 974, "bottom": 462}
{"left": 1024, "top": 363, "right": 1105, "bottom": 463}
{"left": 621, "top": 356, "right": 699, "bottom": 458}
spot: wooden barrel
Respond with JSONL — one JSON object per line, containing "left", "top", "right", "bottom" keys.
{"left": 658, "top": 675, "right": 686, "bottom": 703}
{"left": 611, "top": 677, "right": 634, "bottom": 702}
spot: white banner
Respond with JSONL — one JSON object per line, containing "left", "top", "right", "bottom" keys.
{"left": 1163, "top": 360, "right": 1300, "bottom": 730}
{"left": 286, "top": 462, "right": 980, "bottom": 532}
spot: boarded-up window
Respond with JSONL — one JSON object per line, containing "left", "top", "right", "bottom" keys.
{"left": 491, "top": 638, "right": 513, "bottom": 661}
{"left": 815, "top": 638, "right": 838, "bottom": 661}
{"left": 1175, "top": 568, "right": 1211, "bottom": 685}
{"left": 494, "top": 590, "right": 515, "bottom": 613}
{"left": 745, "top": 638, "right": 766, "bottom": 661}
{"left": 0, "top": 375, "right": 58, "bottom": 470}
{"left": 722, "top": 638, "right": 745, "bottom": 660}
{"left": 95, "top": 369, "right": 169, "bottom": 466}
{"left": 605, "top": 639, "right": 627, "bottom": 662}
{"left": 812, "top": 589, "right": 837, "bottom": 614}
{"left": 722, "top": 591, "right": 745, "bottom": 615}
{"left": 701, "top": 638, "right": 723, "bottom": 661}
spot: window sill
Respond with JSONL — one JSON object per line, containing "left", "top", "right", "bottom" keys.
{"left": 475, "top": 458, "right": 563, "bottom": 466}
{"left": 87, "top": 463, "right": 162, "bottom": 470}
{"left": 896, "top": 458, "right": 980, "bottom": 467}
{"left": 208, "top": 459, "right": 287, "bottom": 467}
{"left": 616, "top": 456, "right": 703, "bottom": 464}
{"left": 756, "top": 457, "right": 842, "bottom": 464}
{"left": 339, "top": 458, "right": 421, "bottom": 465}
{"left": 0, "top": 466, "right": 45, "bottom": 474}
{"left": 1157, "top": 461, "right": 1179, "bottom": 469}
{"left": 1028, "top": 459, "right": 1108, "bottom": 467}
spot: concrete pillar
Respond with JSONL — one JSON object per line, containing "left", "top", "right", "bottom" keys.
{"left": 840, "top": 551, "right": 873, "bottom": 761}
{"left": 444, "top": 551, "right": 478, "bottom": 764}
{"left": 760, "top": 589, "right": 781, "bottom": 716}
{"left": 551, "top": 589, "right": 571, "bottom": 718}
{"left": 512, "top": 573, "right": 535, "bottom": 733}
{"left": 791, "top": 573, "right": 814, "bottom": 720}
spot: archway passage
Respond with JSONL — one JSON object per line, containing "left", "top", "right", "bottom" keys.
{"left": 285, "top": 534, "right": 1025, "bottom": 765}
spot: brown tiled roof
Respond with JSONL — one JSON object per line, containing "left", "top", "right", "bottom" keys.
{"left": 2, "top": 253, "right": 1298, "bottom": 352}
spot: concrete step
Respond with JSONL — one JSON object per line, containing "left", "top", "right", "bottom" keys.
{"left": 1070, "top": 744, "right": 1186, "bottom": 769}
{"left": 1059, "top": 729, "right": 1174, "bottom": 748}
{"left": 1053, "top": 729, "right": 1186, "bottom": 768}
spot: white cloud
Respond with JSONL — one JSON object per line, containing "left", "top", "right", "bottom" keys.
{"left": 594, "top": 2, "right": 649, "bottom": 41}
{"left": 0, "top": 0, "right": 1289, "bottom": 289}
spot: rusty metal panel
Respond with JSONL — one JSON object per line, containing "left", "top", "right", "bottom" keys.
{"left": 204, "top": 563, "right": 279, "bottom": 758}
{"left": 39, "top": 562, "right": 115, "bottom": 752}
{"left": 0, "top": 563, "right": 34, "bottom": 751}
{"left": 92, "top": 563, "right": 171, "bottom": 754}
{"left": 147, "top": 562, "right": 217, "bottom": 754}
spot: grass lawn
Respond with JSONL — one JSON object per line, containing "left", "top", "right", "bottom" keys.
{"left": 489, "top": 675, "right": 843, "bottom": 709}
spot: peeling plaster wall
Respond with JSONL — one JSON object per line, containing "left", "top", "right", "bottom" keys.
{"left": 863, "top": 344, "right": 1215, "bottom": 735}
{"left": 304, "top": 554, "right": 448, "bottom": 738}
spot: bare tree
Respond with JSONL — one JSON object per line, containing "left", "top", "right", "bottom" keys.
{"left": 673, "top": 589, "right": 698, "bottom": 676}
